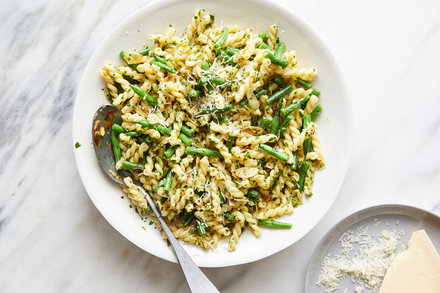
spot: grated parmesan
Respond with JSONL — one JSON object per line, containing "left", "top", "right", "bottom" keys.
{"left": 317, "top": 226, "right": 404, "bottom": 292}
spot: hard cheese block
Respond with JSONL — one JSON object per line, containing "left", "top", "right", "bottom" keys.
{"left": 380, "top": 229, "right": 440, "bottom": 293}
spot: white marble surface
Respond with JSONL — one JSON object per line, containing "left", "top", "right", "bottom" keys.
{"left": 1, "top": 0, "right": 440, "bottom": 292}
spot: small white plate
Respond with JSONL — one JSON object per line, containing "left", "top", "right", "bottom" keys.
{"left": 306, "top": 204, "right": 440, "bottom": 292}
{"left": 73, "top": 0, "right": 352, "bottom": 267}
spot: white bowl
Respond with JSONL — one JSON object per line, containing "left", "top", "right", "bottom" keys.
{"left": 73, "top": 0, "right": 353, "bottom": 267}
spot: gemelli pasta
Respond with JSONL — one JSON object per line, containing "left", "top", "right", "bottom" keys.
{"left": 100, "top": 9, "right": 324, "bottom": 251}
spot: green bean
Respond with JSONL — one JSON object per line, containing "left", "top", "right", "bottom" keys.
{"left": 153, "top": 53, "right": 167, "bottom": 64}
{"left": 255, "top": 89, "right": 266, "bottom": 98}
{"left": 180, "top": 125, "right": 195, "bottom": 137}
{"left": 259, "top": 144, "right": 289, "bottom": 162}
{"left": 297, "top": 78, "right": 312, "bottom": 89}
{"left": 266, "top": 84, "right": 292, "bottom": 105}
{"left": 212, "top": 115, "right": 228, "bottom": 124}
{"left": 111, "top": 130, "right": 121, "bottom": 162}
{"left": 258, "top": 220, "right": 292, "bottom": 229}
{"left": 199, "top": 104, "right": 233, "bottom": 114}
{"left": 119, "top": 51, "right": 138, "bottom": 71}
{"left": 155, "top": 178, "right": 166, "bottom": 190}
{"left": 149, "top": 60, "right": 177, "bottom": 74}
{"left": 225, "top": 47, "right": 240, "bottom": 56}
{"left": 270, "top": 97, "right": 284, "bottom": 135}
{"left": 258, "top": 32, "right": 267, "bottom": 41}
{"left": 246, "top": 189, "right": 259, "bottom": 201}
{"left": 279, "top": 114, "right": 293, "bottom": 136}
{"left": 239, "top": 98, "right": 249, "bottom": 108}
{"left": 139, "top": 47, "right": 152, "bottom": 56}
{"left": 311, "top": 105, "right": 322, "bottom": 121}
{"left": 281, "top": 94, "right": 311, "bottom": 116}
{"left": 164, "top": 145, "right": 177, "bottom": 159}
{"left": 122, "top": 74, "right": 139, "bottom": 84}
{"left": 129, "top": 85, "right": 157, "bottom": 106}
{"left": 216, "top": 49, "right": 236, "bottom": 65}
{"left": 141, "top": 135, "right": 153, "bottom": 146}
{"left": 290, "top": 151, "right": 298, "bottom": 170}
{"left": 259, "top": 117, "right": 272, "bottom": 131}
{"left": 201, "top": 62, "right": 210, "bottom": 71}
{"left": 211, "top": 77, "right": 227, "bottom": 85}
{"left": 265, "top": 52, "right": 288, "bottom": 68}
{"left": 214, "top": 27, "right": 229, "bottom": 49}
{"left": 298, "top": 161, "right": 309, "bottom": 192}
{"left": 112, "top": 124, "right": 126, "bottom": 133}
{"left": 274, "top": 42, "right": 286, "bottom": 59}
{"left": 121, "top": 161, "right": 145, "bottom": 170}
{"left": 179, "top": 133, "right": 192, "bottom": 146}
{"left": 224, "top": 212, "right": 234, "bottom": 221}
{"left": 164, "top": 171, "right": 173, "bottom": 192}
{"left": 259, "top": 42, "right": 273, "bottom": 51}
{"left": 303, "top": 114, "right": 312, "bottom": 129}
{"left": 312, "top": 89, "right": 321, "bottom": 97}
{"left": 303, "top": 114, "right": 312, "bottom": 157}
{"left": 219, "top": 190, "right": 225, "bottom": 203}
{"left": 227, "top": 136, "right": 234, "bottom": 152}
{"left": 125, "top": 131, "right": 140, "bottom": 137}
{"left": 198, "top": 75, "right": 210, "bottom": 86}
{"left": 185, "top": 146, "right": 223, "bottom": 158}
{"left": 136, "top": 120, "right": 172, "bottom": 135}
{"left": 182, "top": 212, "right": 195, "bottom": 226}
{"left": 196, "top": 219, "right": 206, "bottom": 236}
{"left": 274, "top": 76, "right": 286, "bottom": 88}
{"left": 188, "top": 89, "right": 200, "bottom": 98}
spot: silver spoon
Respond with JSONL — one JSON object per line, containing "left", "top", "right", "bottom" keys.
{"left": 92, "top": 105, "right": 219, "bottom": 293}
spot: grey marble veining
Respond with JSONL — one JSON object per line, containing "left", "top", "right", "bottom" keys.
{"left": 1, "top": 0, "right": 440, "bottom": 292}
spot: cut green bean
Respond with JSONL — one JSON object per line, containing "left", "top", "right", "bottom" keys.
{"left": 139, "top": 47, "right": 152, "bottom": 56}
{"left": 258, "top": 32, "right": 267, "bottom": 41}
{"left": 311, "top": 105, "right": 322, "bottom": 121}
{"left": 188, "top": 89, "right": 200, "bottom": 98}
{"left": 259, "top": 144, "right": 288, "bottom": 162}
{"left": 136, "top": 120, "right": 172, "bottom": 135}
{"left": 266, "top": 84, "right": 292, "bottom": 105}
{"left": 312, "top": 89, "right": 321, "bottom": 97}
{"left": 164, "top": 145, "right": 178, "bottom": 159}
{"left": 303, "top": 114, "right": 312, "bottom": 157}
{"left": 297, "top": 78, "right": 312, "bottom": 89}
{"left": 258, "top": 220, "right": 292, "bottom": 229}
{"left": 214, "top": 27, "right": 229, "bottom": 49}
{"left": 164, "top": 171, "right": 173, "bottom": 192}
{"left": 279, "top": 114, "right": 293, "bottom": 136}
{"left": 119, "top": 51, "right": 138, "bottom": 71}
{"left": 270, "top": 97, "right": 284, "bottom": 135}
{"left": 199, "top": 104, "right": 233, "bottom": 114}
{"left": 153, "top": 53, "right": 167, "bottom": 64}
{"left": 211, "top": 77, "right": 226, "bottom": 85}
{"left": 225, "top": 47, "right": 240, "bottom": 56}
{"left": 111, "top": 130, "right": 121, "bottom": 162}
{"left": 180, "top": 125, "right": 194, "bottom": 137}
{"left": 196, "top": 219, "right": 206, "bottom": 236}
{"left": 216, "top": 49, "right": 236, "bottom": 65}
{"left": 129, "top": 85, "right": 157, "bottom": 106}
{"left": 281, "top": 94, "right": 311, "bottom": 116}
{"left": 179, "top": 133, "right": 192, "bottom": 146}
{"left": 265, "top": 52, "right": 288, "bottom": 68}
{"left": 201, "top": 62, "right": 210, "bottom": 70}
{"left": 155, "top": 178, "right": 166, "bottom": 190}
{"left": 122, "top": 74, "right": 139, "bottom": 84}
{"left": 121, "top": 161, "right": 145, "bottom": 170}
{"left": 219, "top": 190, "right": 225, "bottom": 203}
{"left": 185, "top": 146, "right": 223, "bottom": 158}
{"left": 141, "top": 135, "right": 153, "bottom": 146}
{"left": 298, "top": 161, "right": 309, "bottom": 192}
{"left": 274, "top": 42, "right": 285, "bottom": 59}
{"left": 239, "top": 98, "right": 249, "bottom": 108}
{"left": 227, "top": 136, "right": 234, "bottom": 152}
{"left": 259, "top": 117, "right": 272, "bottom": 131}
{"left": 259, "top": 42, "right": 273, "bottom": 51}
{"left": 255, "top": 89, "right": 266, "bottom": 98}
{"left": 224, "top": 212, "right": 234, "bottom": 221}
{"left": 212, "top": 115, "right": 228, "bottom": 124}
{"left": 246, "top": 189, "right": 259, "bottom": 201}
{"left": 125, "top": 131, "right": 140, "bottom": 137}
{"left": 149, "top": 60, "right": 177, "bottom": 74}
{"left": 182, "top": 212, "right": 195, "bottom": 226}
{"left": 112, "top": 124, "right": 126, "bottom": 134}
{"left": 303, "top": 114, "right": 312, "bottom": 129}
{"left": 274, "top": 76, "right": 286, "bottom": 88}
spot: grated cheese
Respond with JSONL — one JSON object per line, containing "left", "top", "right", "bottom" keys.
{"left": 317, "top": 226, "right": 404, "bottom": 292}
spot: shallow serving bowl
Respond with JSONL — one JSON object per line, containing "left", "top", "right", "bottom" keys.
{"left": 73, "top": 0, "right": 353, "bottom": 267}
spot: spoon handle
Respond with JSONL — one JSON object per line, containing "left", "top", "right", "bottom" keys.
{"left": 134, "top": 181, "right": 219, "bottom": 293}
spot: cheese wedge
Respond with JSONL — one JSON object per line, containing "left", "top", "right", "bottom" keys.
{"left": 379, "top": 229, "right": 440, "bottom": 293}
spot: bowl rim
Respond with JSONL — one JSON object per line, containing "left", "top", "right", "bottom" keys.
{"left": 73, "top": 0, "right": 354, "bottom": 267}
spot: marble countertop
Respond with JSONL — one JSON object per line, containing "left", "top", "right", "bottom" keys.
{"left": 1, "top": 0, "right": 440, "bottom": 292}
